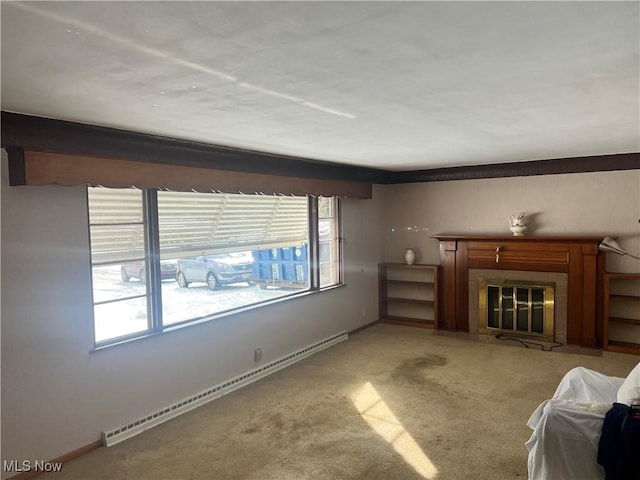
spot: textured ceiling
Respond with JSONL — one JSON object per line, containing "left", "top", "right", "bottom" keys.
{"left": 1, "top": 1, "right": 638, "bottom": 171}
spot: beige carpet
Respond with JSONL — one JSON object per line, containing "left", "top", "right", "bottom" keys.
{"left": 42, "top": 324, "right": 639, "bottom": 480}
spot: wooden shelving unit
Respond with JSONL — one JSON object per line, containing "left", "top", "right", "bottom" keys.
{"left": 603, "top": 272, "right": 640, "bottom": 355}
{"left": 378, "top": 263, "right": 439, "bottom": 329}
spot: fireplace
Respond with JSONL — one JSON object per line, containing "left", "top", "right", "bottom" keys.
{"left": 470, "top": 269, "right": 567, "bottom": 343}
{"left": 478, "top": 278, "right": 555, "bottom": 342}
{"left": 433, "top": 235, "right": 604, "bottom": 348}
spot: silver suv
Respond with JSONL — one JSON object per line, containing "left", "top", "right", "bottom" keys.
{"left": 175, "top": 253, "right": 253, "bottom": 290}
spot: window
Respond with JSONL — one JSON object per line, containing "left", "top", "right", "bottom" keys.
{"left": 88, "top": 188, "right": 342, "bottom": 346}
{"left": 88, "top": 188, "right": 149, "bottom": 342}
{"left": 318, "top": 197, "right": 341, "bottom": 287}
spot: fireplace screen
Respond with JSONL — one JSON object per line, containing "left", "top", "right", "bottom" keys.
{"left": 479, "top": 279, "right": 555, "bottom": 342}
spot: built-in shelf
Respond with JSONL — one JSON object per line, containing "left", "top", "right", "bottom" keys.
{"left": 387, "top": 280, "right": 431, "bottom": 287}
{"left": 384, "top": 297, "right": 435, "bottom": 305}
{"left": 610, "top": 294, "right": 640, "bottom": 302}
{"left": 378, "top": 263, "right": 439, "bottom": 329}
{"left": 609, "top": 317, "right": 640, "bottom": 326}
{"left": 604, "top": 273, "right": 640, "bottom": 355}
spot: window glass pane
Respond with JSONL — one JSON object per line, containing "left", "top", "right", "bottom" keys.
{"left": 89, "top": 187, "right": 150, "bottom": 344}
{"left": 161, "top": 280, "right": 287, "bottom": 326}
{"left": 92, "top": 263, "right": 146, "bottom": 303}
{"left": 94, "top": 297, "right": 149, "bottom": 343}
{"left": 318, "top": 197, "right": 339, "bottom": 288}
{"left": 88, "top": 188, "right": 144, "bottom": 264}
{"left": 320, "top": 262, "right": 338, "bottom": 287}
{"left": 88, "top": 188, "right": 143, "bottom": 223}
{"left": 319, "top": 219, "right": 333, "bottom": 242}
{"left": 158, "top": 191, "right": 310, "bottom": 325}
{"left": 319, "top": 240, "right": 333, "bottom": 263}
{"left": 157, "top": 192, "right": 308, "bottom": 257}
{"left": 318, "top": 196, "right": 333, "bottom": 218}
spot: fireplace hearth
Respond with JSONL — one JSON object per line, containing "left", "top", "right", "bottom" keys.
{"left": 433, "top": 235, "right": 605, "bottom": 348}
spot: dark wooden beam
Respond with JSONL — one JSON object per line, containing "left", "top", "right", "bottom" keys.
{"left": 10, "top": 149, "right": 372, "bottom": 198}
{"left": 1, "top": 111, "right": 387, "bottom": 184}
{"left": 5, "top": 146, "right": 25, "bottom": 185}
{"left": 385, "top": 153, "right": 640, "bottom": 183}
{"left": 3, "top": 112, "right": 638, "bottom": 185}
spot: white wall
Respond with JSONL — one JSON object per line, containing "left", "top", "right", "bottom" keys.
{"left": 380, "top": 170, "right": 640, "bottom": 273}
{"left": 3, "top": 153, "right": 639, "bottom": 469}
{"left": 0, "top": 151, "right": 385, "bottom": 471}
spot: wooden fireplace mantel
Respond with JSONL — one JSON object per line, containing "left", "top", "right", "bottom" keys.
{"left": 432, "top": 234, "right": 605, "bottom": 348}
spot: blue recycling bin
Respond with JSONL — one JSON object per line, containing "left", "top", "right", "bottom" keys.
{"left": 252, "top": 245, "right": 308, "bottom": 284}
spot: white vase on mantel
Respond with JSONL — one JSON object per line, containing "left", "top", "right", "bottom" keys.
{"left": 508, "top": 214, "right": 528, "bottom": 236}
{"left": 404, "top": 248, "right": 416, "bottom": 265}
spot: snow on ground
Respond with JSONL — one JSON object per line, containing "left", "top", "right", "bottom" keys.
{"left": 93, "top": 265, "right": 306, "bottom": 342}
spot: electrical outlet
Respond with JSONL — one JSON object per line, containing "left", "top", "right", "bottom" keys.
{"left": 254, "top": 348, "right": 262, "bottom": 362}
{"left": 362, "top": 308, "right": 366, "bottom": 317}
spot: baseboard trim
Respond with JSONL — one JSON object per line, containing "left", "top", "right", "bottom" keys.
{"left": 7, "top": 331, "right": 353, "bottom": 476}
{"left": 102, "top": 331, "right": 349, "bottom": 447}
{"left": 7, "top": 440, "right": 103, "bottom": 480}
{"left": 348, "top": 320, "right": 379, "bottom": 336}
{"left": 380, "top": 319, "right": 435, "bottom": 329}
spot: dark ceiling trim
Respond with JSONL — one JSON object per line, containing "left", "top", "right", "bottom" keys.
{"left": 385, "top": 153, "right": 640, "bottom": 183}
{"left": 0, "top": 111, "right": 387, "bottom": 184}
{"left": 2, "top": 112, "right": 638, "bottom": 185}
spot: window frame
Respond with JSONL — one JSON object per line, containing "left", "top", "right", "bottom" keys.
{"left": 318, "top": 196, "right": 343, "bottom": 288}
{"left": 89, "top": 188, "right": 343, "bottom": 349}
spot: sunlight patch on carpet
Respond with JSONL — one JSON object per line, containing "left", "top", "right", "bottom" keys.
{"left": 352, "top": 382, "right": 438, "bottom": 479}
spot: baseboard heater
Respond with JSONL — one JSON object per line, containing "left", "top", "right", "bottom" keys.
{"left": 102, "top": 331, "right": 349, "bottom": 447}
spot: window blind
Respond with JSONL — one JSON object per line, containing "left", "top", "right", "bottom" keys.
{"left": 88, "top": 188, "right": 145, "bottom": 265}
{"left": 157, "top": 191, "right": 308, "bottom": 258}
{"left": 88, "top": 187, "right": 309, "bottom": 264}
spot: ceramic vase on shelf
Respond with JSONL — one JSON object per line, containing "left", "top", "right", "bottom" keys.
{"left": 404, "top": 248, "right": 416, "bottom": 265}
{"left": 508, "top": 214, "right": 528, "bottom": 236}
